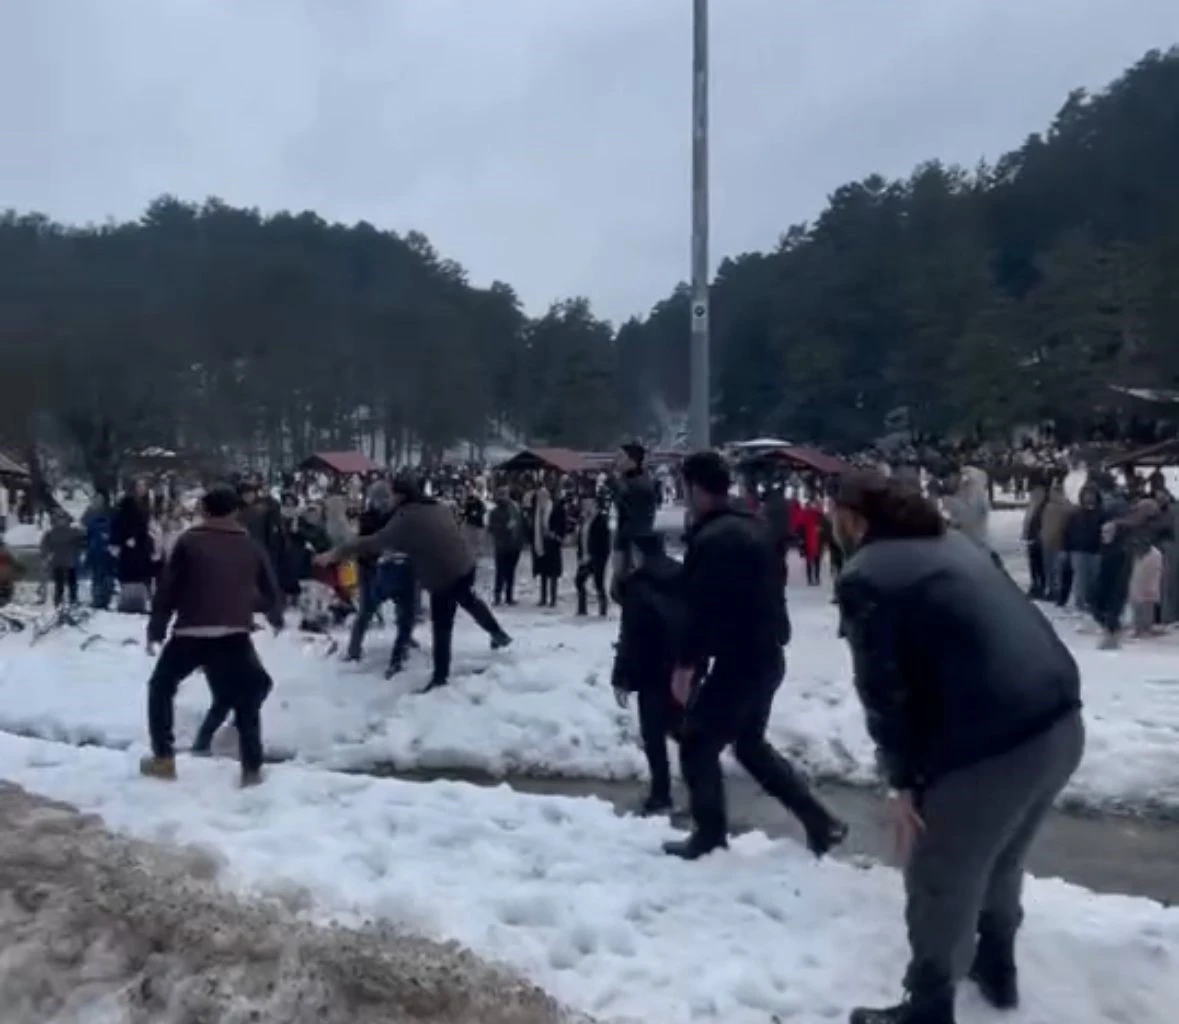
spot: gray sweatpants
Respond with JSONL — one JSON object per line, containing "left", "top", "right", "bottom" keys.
{"left": 903, "top": 710, "right": 1085, "bottom": 995}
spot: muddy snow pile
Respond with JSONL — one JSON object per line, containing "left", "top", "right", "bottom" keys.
{"left": 0, "top": 783, "right": 591, "bottom": 1024}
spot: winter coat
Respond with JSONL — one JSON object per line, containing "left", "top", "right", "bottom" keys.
{"left": 675, "top": 503, "right": 790, "bottom": 684}
{"left": 612, "top": 470, "right": 657, "bottom": 551}
{"left": 323, "top": 495, "right": 353, "bottom": 548}
{"left": 943, "top": 466, "right": 990, "bottom": 550}
{"left": 835, "top": 529, "right": 1081, "bottom": 792}
{"left": 790, "top": 504, "right": 823, "bottom": 561}
{"left": 147, "top": 519, "right": 283, "bottom": 645}
{"left": 577, "top": 511, "right": 612, "bottom": 566}
{"left": 0, "top": 544, "right": 22, "bottom": 605}
{"left": 1063, "top": 503, "right": 1104, "bottom": 554}
{"left": 109, "top": 495, "right": 154, "bottom": 584}
{"left": 1129, "top": 546, "right": 1163, "bottom": 606}
{"left": 340, "top": 496, "right": 475, "bottom": 594}
{"left": 1022, "top": 493, "right": 1046, "bottom": 543}
{"left": 1039, "top": 494, "right": 1074, "bottom": 551}
{"left": 611, "top": 552, "right": 685, "bottom": 693}
{"left": 82, "top": 508, "right": 113, "bottom": 572}
{"left": 461, "top": 495, "right": 486, "bottom": 529}
{"left": 531, "top": 491, "right": 566, "bottom": 579}
{"left": 487, "top": 499, "right": 526, "bottom": 553}
{"left": 40, "top": 523, "right": 85, "bottom": 570}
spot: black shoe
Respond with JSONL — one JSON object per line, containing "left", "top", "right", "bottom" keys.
{"left": 849, "top": 994, "right": 955, "bottom": 1024}
{"left": 805, "top": 816, "right": 849, "bottom": 858}
{"left": 663, "top": 832, "right": 727, "bottom": 860}
{"left": 968, "top": 933, "right": 1018, "bottom": 1009}
{"left": 635, "top": 794, "right": 673, "bottom": 817}
{"left": 421, "top": 677, "right": 448, "bottom": 693}
{"left": 490, "top": 631, "right": 512, "bottom": 651}
{"left": 343, "top": 651, "right": 361, "bottom": 663}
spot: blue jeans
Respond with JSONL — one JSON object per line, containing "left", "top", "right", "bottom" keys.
{"left": 1069, "top": 552, "right": 1100, "bottom": 612}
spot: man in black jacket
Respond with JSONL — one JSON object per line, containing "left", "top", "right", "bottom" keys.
{"left": 664, "top": 451, "right": 846, "bottom": 861}
{"left": 833, "top": 470, "right": 1084, "bottom": 1024}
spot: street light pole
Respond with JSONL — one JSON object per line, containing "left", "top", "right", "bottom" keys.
{"left": 688, "top": 0, "right": 711, "bottom": 450}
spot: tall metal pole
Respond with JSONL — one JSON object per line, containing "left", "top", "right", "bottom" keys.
{"left": 688, "top": 0, "right": 711, "bottom": 450}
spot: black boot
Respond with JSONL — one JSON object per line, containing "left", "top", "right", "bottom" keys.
{"left": 849, "top": 991, "right": 955, "bottom": 1024}
{"left": 576, "top": 593, "right": 588, "bottom": 616}
{"left": 421, "top": 676, "right": 449, "bottom": 693}
{"left": 635, "top": 793, "right": 673, "bottom": 817}
{"left": 662, "top": 831, "right": 727, "bottom": 860}
{"left": 804, "top": 814, "right": 850, "bottom": 858}
{"left": 490, "top": 631, "right": 512, "bottom": 651}
{"left": 968, "top": 921, "right": 1019, "bottom": 1010}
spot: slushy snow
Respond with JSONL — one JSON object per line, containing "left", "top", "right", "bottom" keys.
{"left": 1, "top": 733, "right": 1176, "bottom": 1024}
{"left": 0, "top": 543, "right": 1176, "bottom": 812}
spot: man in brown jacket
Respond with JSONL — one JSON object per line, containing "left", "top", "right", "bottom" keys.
{"left": 140, "top": 485, "right": 283, "bottom": 787}
{"left": 318, "top": 472, "right": 510, "bottom": 691}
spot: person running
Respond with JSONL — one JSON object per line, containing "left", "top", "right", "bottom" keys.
{"left": 317, "top": 471, "right": 511, "bottom": 692}
{"left": 140, "top": 485, "right": 283, "bottom": 787}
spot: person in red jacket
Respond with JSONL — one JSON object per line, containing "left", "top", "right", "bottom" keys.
{"left": 791, "top": 496, "right": 824, "bottom": 585}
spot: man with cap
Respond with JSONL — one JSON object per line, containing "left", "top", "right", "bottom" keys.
{"left": 609, "top": 441, "right": 658, "bottom": 601}
{"left": 316, "top": 470, "right": 511, "bottom": 692}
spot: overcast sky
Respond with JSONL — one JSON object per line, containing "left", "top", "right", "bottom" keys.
{"left": 1, "top": 1, "right": 1174, "bottom": 322}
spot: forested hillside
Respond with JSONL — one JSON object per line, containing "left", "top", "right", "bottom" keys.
{"left": 2, "top": 47, "right": 1178, "bottom": 478}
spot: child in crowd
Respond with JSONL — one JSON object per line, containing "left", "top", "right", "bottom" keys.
{"left": 39, "top": 510, "right": 85, "bottom": 606}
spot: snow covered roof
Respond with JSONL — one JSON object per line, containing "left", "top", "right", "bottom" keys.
{"left": 0, "top": 450, "right": 29, "bottom": 479}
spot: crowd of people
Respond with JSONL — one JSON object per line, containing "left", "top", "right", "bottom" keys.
{"left": 2, "top": 435, "right": 1176, "bottom": 1023}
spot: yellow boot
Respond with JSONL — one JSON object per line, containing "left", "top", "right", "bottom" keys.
{"left": 139, "top": 755, "right": 177, "bottom": 781}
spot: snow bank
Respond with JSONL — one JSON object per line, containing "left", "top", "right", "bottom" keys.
{"left": 2, "top": 735, "right": 1176, "bottom": 1024}
{"left": 1, "top": 573, "right": 1177, "bottom": 812}
{"left": 0, "top": 781, "right": 587, "bottom": 1024}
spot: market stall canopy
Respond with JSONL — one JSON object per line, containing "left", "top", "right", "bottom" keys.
{"left": 738, "top": 444, "right": 850, "bottom": 476}
{"left": 1105, "top": 438, "right": 1179, "bottom": 468}
{"left": 0, "top": 450, "right": 29, "bottom": 482}
{"left": 299, "top": 451, "right": 384, "bottom": 476}
{"left": 731, "top": 437, "right": 792, "bottom": 450}
{"left": 495, "top": 447, "right": 592, "bottom": 474}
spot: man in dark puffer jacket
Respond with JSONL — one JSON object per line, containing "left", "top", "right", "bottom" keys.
{"left": 833, "top": 470, "right": 1083, "bottom": 1024}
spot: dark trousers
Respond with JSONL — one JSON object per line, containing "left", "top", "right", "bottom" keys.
{"left": 638, "top": 684, "right": 679, "bottom": 803}
{"left": 903, "top": 712, "right": 1084, "bottom": 1001}
{"left": 52, "top": 567, "right": 78, "bottom": 606}
{"left": 90, "top": 565, "right": 114, "bottom": 610}
{"left": 148, "top": 634, "right": 272, "bottom": 772}
{"left": 1026, "top": 541, "right": 1045, "bottom": 598}
{"left": 679, "top": 653, "right": 834, "bottom": 841}
{"left": 492, "top": 547, "right": 521, "bottom": 604}
{"left": 575, "top": 558, "right": 608, "bottom": 615}
{"left": 805, "top": 556, "right": 821, "bottom": 585}
{"left": 429, "top": 568, "right": 504, "bottom": 683}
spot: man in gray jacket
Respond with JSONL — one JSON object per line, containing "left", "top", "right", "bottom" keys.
{"left": 319, "top": 473, "right": 511, "bottom": 691}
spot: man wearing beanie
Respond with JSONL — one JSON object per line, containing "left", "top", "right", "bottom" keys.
{"left": 140, "top": 484, "right": 284, "bottom": 788}
{"left": 318, "top": 469, "right": 511, "bottom": 692}
{"left": 609, "top": 441, "right": 658, "bottom": 600}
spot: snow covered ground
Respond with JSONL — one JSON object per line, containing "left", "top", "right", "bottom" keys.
{"left": 0, "top": 528, "right": 1177, "bottom": 813}
{"left": 2, "top": 733, "right": 1175, "bottom": 1024}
